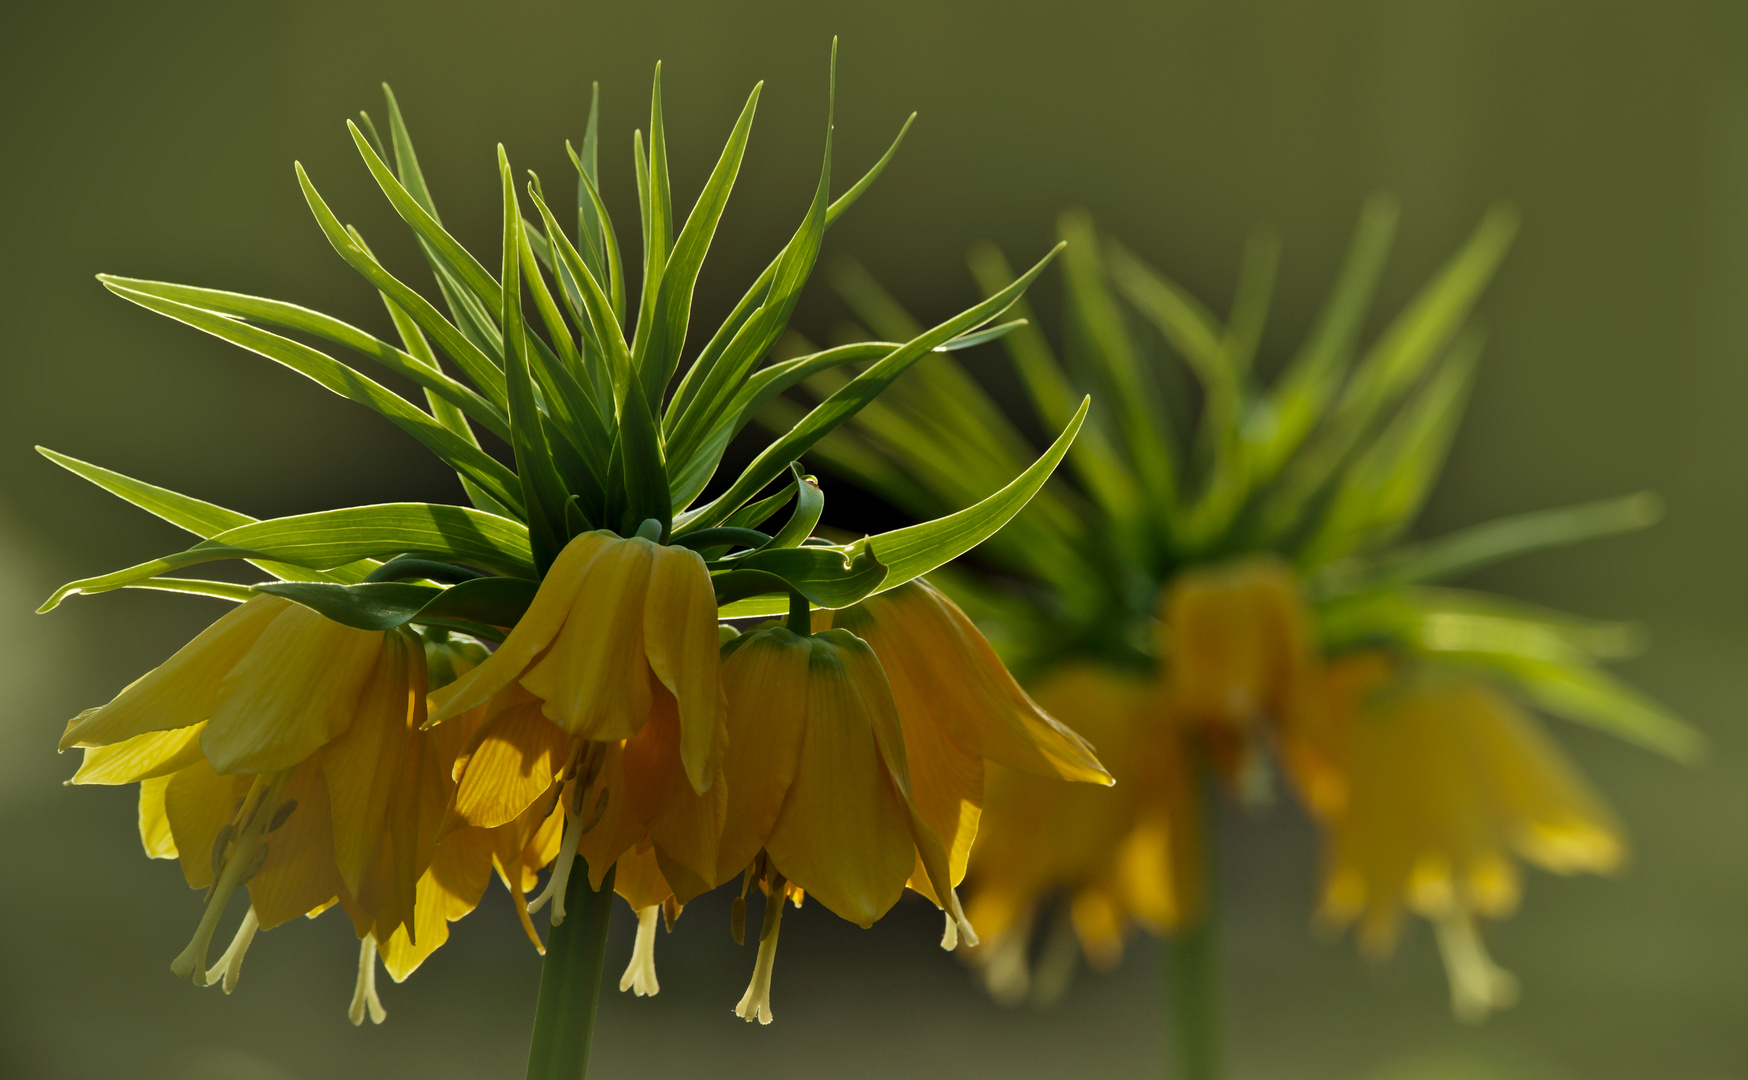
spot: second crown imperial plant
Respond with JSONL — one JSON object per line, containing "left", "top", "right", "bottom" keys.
{"left": 42, "top": 46, "right": 1111, "bottom": 1062}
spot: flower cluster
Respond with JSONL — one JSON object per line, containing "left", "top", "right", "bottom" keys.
{"left": 792, "top": 201, "right": 1698, "bottom": 1020}
{"left": 46, "top": 55, "right": 1108, "bottom": 1025}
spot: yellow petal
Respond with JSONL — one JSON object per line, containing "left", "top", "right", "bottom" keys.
{"left": 714, "top": 628, "right": 811, "bottom": 881}
{"left": 73, "top": 722, "right": 207, "bottom": 785}
{"left": 378, "top": 828, "right": 495, "bottom": 982}
{"left": 164, "top": 757, "right": 251, "bottom": 889}
{"left": 249, "top": 760, "right": 346, "bottom": 930}
{"left": 139, "top": 775, "right": 177, "bottom": 859}
{"left": 322, "top": 632, "right": 420, "bottom": 897}
{"left": 202, "top": 602, "right": 384, "bottom": 774}
{"left": 426, "top": 531, "right": 610, "bottom": 723}
{"left": 574, "top": 743, "right": 651, "bottom": 892}
{"left": 618, "top": 686, "right": 727, "bottom": 897}
{"left": 450, "top": 687, "right": 569, "bottom": 830}
{"left": 614, "top": 843, "right": 675, "bottom": 912}
{"left": 643, "top": 542, "right": 726, "bottom": 794}
{"left": 522, "top": 536, "right": 655, "bottom": 740}
{"left": 764, "top": 631, "right": 917, "bottom": 927}
{"left": 840, "top": 580, "right": 1110, "bottom": 785}
{"left": 60, "top": 595, "right": 286, "bottom": 750}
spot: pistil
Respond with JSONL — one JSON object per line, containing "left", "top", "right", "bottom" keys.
{"left": 171, "top": 771, "right": 288, "bottom": 985}
{"left": 348, "top": 934, "right": 387, "bottom": 1026}
{"left": 205, "top": 905, "right": 260, "bottom": 994}
{"left": 618, "top": 906, "right": 662, "bottom": 997}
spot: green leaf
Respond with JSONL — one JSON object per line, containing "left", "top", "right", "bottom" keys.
{"left": 1459, "top": 652, "right": 1703, "bottom": 763}
{"left": 678, "top": 243, "right": 1064, "bottom": 534}
{"left": 255, "top": 581, "right": 442, "bottom": 631}
{"left": 1251, "top": 193, "right": 1398, "bottom": 483}
{"left": 1059, "top": 211, "right": 1179, "bottom": 531}
{"left": 575, "top": 82, "right": 607, "bottom": 283}
{"left": 295, "top": 162, "right": 506, "bottom": 407}
{"left": 635, "top": 82, "right": 762, "bottom": 400}
{"left": 662, "top": 109, "right": 917, "bottom": 431}
{"left": 1316, "top": 492, "right": 1663, "bottom": 595}
{"left": 40, "top": 503, "right": 535, "bottom": 612}
{"left": 348, "top": 120, "right": 502, "bottom": 312}
{"left": 767, "top": 464, "right": 823, "bottom": 548}
{"left": 1298, "top": 327, "right": 1483, "bottom": 564}
{"left": 98, "top": 276, "right": 510, "bottom": 441}
{"left": 101, "top": 280, "right": 524, "bottom": 516}
{"left": 967, "top": 242, "right": 1142, "bottom": 545}
{"left": 35, "top": 447, "right": 366, "bottom": 585}
{"left": 416, "top": 574, "right": 539, "bottom": 627}
{"left": 848, "top": 396, "right": 1089, "bottom": 593}
{"left": 616, "top": 374, "right": 671, "bottom": 536}
{"left": 662, "top": 74, "right": 835, "bottom": 474}
{"left": 124, "top": 578, "right": 259, "bottom": 603}
{"left": 499, "top": 147, "right": 571, "bottom": 572}
{"left": 719, "top": 544, "right": 888, "bottom": 609}
{"left": 1258, "top": 202, "right": 1517, "bottom": 540}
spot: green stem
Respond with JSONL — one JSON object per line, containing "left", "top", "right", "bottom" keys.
{"left": 525, "top": 862, "right": 617, "bottom": 1080}
{"left": 1166, "top": 911, "right": 1223, "bottom": 1080}
{"left": 1165, "top": 770, "right": 1224, "bottom": 1080}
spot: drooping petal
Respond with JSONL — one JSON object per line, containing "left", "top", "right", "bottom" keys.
{"left": 60, "top": 595, "right": 286, "bottom": 750}
{"left": 614, "top": 843, "right": 675, "bottom": 912}
{"left": 643, "top": 542, "right": 727, "bottom": 793}
{"left": 164, "top": 757, "right": 251, "bottom": 889}
{"left": 1161, "top": 556, "right": 1313, "bottom": 727}
{"left": 73, "top": 722, "right": 207, "bottom": 785}
{"left": 426, "top": 532, "right": 610, "bottom": 723}
{"left": 838, "top": 581, "right": 1109, "bottom": 784}
{"left": 203, "top": 602, "right": 384, "bottom": 774}
{"left": 378, "top": 827, "right": 496, "bottom": 982}
{"left": 521, "top": 537, "right": 655, "bottom": 741}
{"left": 714, "top": 628, "right": 812, "bottom": 881}
{"left": 248, "top": 761, "right": 346, "bottom": 930}
{"left": 450, "top": 686, "right": 569, "bottom": 830}
{"left": 763, "top": 632, "right": 918, "bottom": 927}
{"left": 139, "top": 775, "right": 177, "bottom": 859}
{"left": 322, "top": 632, "right": 419, "bottom": 897}
{"left": 618, "top": 685, "right": 727, "bottom": 899}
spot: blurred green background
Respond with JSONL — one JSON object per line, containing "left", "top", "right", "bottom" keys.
{"left": 3, "top": 1, "right": 1744, "bottom": 1077}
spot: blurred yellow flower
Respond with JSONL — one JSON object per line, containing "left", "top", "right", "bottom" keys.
{"left": 1288, "top": 654, "right": 1624, "bottom": 1020}
{"left": 963, "top": 664, "right": 1199, "bottom": 1003}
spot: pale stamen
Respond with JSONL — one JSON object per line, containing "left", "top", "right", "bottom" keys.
{"left": 171, "top": 772, "right": 286, "bottom": 985}
{"left": 205, "top": 905, "right": 260, "bottom": 994}
{"left": 979, "top": 924, "right": 1033, "bottom": 1007}
{"left": 348, "top": 934, "right": 387, "bottom": 1026}
{"left": 618, "top": 906, "right": 662, "bottom": 997}
{"left": 1433, "top": 912, "right": 1520, "bottom": 1023}
{"left": 734, "top": 887, "right": 787, "bottom": 1025}
{"left": 942, "top": 886, "right": 979, "bottom": 950}
{"left": 527, "top": 803, "right": 585, "bottom": 925}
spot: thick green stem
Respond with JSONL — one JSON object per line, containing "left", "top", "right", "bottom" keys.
{"left": 1165, "top": 770, "right": 1224, "bottom": 1080}
{"left": 525, "top": 862, "right": 617, "bottom": 1080}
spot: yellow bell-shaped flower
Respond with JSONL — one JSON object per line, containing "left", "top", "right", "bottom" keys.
{"left": 962, "top": 664, "right": 1200, "bottom": 1003}
{"left": 711, "top": 623, "right": 967, "bottom": 1024}
{"left": 427, "top": 530, "right": 725, "bottom": 794}
{"left": 60, "top": 595, "right": 488, "bottom": 1019}
{"left": 821, "top": 579, "right": 1111, "bottom": 922}
{"left": 1296, "top": 654, "right": 1625, "bottom": 1021}
{"left": 1161, "top": 555, "right": 1315, "bottom": 729}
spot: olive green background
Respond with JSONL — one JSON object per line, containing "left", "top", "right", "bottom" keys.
{"left": 3, "top": 1, "right": 1744, "bottom": 1077}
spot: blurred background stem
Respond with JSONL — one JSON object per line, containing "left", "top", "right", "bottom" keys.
{"left": 525, "top": 863, "right": 617, "bottom": 1080}
{"left": 1167, "top": 775, "right": 1224, "bottom": 1080}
